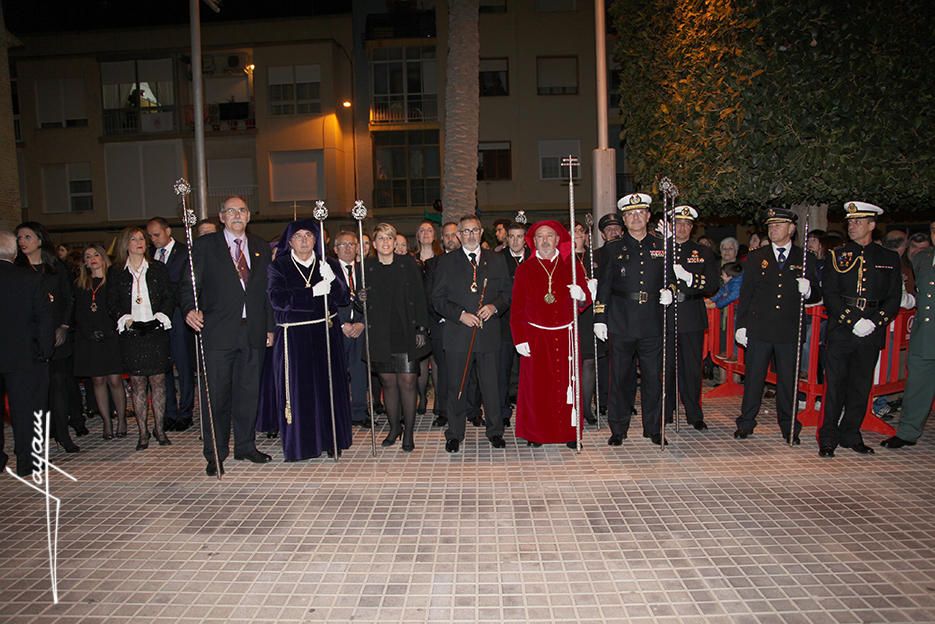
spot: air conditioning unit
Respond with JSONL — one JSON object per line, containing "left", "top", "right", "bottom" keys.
{"left": 223, "top": 54, "right": 248, "bottom": 74}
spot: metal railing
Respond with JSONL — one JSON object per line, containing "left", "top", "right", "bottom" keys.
{"left": 103, "top": 106, "right": 176, "bottom": 136}
{"left": 370, "top": 94, "right": 438, "bottom": 124}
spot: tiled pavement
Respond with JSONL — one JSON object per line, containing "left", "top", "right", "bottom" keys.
{"left": 2, "top": 391, "right": 934, "bottom": 624}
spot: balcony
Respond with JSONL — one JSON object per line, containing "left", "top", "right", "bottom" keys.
{"left": 103, "top": 106, "right": 176, "bottom": 136}
{"left": 370, "top": 95, "right": 438, "bottom": 125}
{"left": 183, "top": 102, "right": 256, "bottom": 133}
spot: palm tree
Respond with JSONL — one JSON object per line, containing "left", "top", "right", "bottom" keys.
{"left": 441, "top": 0, "right": 480, "bottom": 224}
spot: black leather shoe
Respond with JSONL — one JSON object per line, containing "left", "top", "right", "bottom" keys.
{"left": 234, "top": 450, "right": 273, "bottom": 463}
{"left": 818, "top": 447, "right": 835, "bottom": 458}
{"left": 445, "top": 439, "right": 460, "bottom": 453}
{"left": 844, "top": 443, "right": 875, "bottom": 455}
{"left": 566, "top": 441, "right": 581, "bottom": 450}
{"left": 326, "top": 448, "right": 343, "bottom": 458}
{"left": 355, "top": 420, "right": 372, "bottom": 430}
{"left": 73, "top": 425, "right": 90, "bottom": 437}
{"left": 205, "top": 461, "right": 225, "bottom": 476}
{"left": 881, "top": 436, "right": 916, "bottom": 449}
{"left": 503, "top": 417, "right": 511, "bottom": 428}
{"left": 432, "top": 415, "right": 448, "bottom": 427}
{"left": 650, "top": 434, "right": 668, "bottom": 446}
{"left": 733, "top": 429, "right": 751, "bottom": 440}
{"left": 469, "top": 415, "right": 485, "bottom": 427}
{"left": 692, "top": 421, "right": 708, "bottom": 431}
{"left": 607, "top": 434, "right": 623, "bottom": 446}
{"left": 783, "top": 434, "right": 801, "bottom": 446}
{"left": 585, "top": 414, "right": 597, "bottom": 425}
{"left": 174, "top": 420, "right": 193, "bottom": 432}
{"left": 489, "top": 435, "right": 506, "bottom": 449}
{"left": 526, "top": 440, "right": 542, "bottom": 447}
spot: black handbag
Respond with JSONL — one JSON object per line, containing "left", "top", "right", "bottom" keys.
{"left": 127, "top": 319, "right": 163, "bottom": 336}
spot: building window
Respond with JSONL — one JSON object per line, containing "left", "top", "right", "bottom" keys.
{"left": 101, "top": 59, "right": 176, "bottom": 136}
{"left": 538, "top": 140, "right": 581, "bottom": 180}
{"left": 41, "top": 163, "right": 92, "bottom": 214}
{"left": 207, "top": 158, "right": 257, "bottom": 212}
{"left": 269, "top": 150, "right": 325, "bottom": 202}
{"left": 536, "top": 56, "right": 578, "bottom": 95}
{"left": 477, "top": 142, "right": 511, "bottom": 181}
{"left": 479, "top": 58, "right": 509, "bottom": 97}
{"left": 105, "top": 140, "right": 184, "bottom": 220}
{"left": 370, "top": 47, "right": 438, "bottom": 124}
{"left": 35, "top": 78, "right": 88, "bottom": 129}
{"left": 535, "top": 0, "right": 576, "bottom": 11}
{"left": 480, "top": 0, "right": 507, "bottom": 13}
{"left": 268, "top": 65, "right": 321, "bottom": 116}
{"left": 373, "top": 130, "right": 440, "bottom": 208}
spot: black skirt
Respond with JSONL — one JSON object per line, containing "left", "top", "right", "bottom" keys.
{"left": 372, "top": 352, "right": 422, "bottom": 374}
{"left": 119, "top": 326, "right": 170, "bottom": 376}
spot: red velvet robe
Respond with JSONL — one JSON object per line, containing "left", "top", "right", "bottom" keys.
{"left": 511, "top": 252, "right": 592, "bottom": 444}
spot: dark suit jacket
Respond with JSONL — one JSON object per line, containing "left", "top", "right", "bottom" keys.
{"left": 178, "top": 231, "right": 274, "bottom": 350}
{"left": 106, "top": 260, "right": 176, "bottom": 321}
{"left": 431, "top": 247, "right": 511, "bottom": 353}
{"left": 499, "top": 247, "right": 529, "bottom": 340}
{"left": 0, "top": 261, "right": 54, "bottom": 371}
{"left": 159, "top": 240, "right": 189, "bottom": 314}
{"left": 737, "top": 244, "right": 822, "bottom": 344}
{"left": 335, "top": 260, "right": 363, "bottom": 325}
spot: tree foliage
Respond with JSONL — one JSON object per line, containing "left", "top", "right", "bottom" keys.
{"left": 612, "top": 0, "right": 935, "bottom": 216}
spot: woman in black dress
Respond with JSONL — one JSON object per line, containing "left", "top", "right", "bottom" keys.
{"left": 74, "top": 244, "right": 127, "bottom": 439}
{"left": 15, "top": 222, "right": 81, "bottom": 452}
{"left": 107, "top": 227, "right": 174, "bottom": 451}
{"left": 364, "top": 223, "right": 431, "bottom": 452}
{"left": 413, "top": 220, "right": 443, "bottom": 416}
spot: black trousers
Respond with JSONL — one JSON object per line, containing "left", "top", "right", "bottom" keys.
{"left": 342, "top": 332, "right": 368, "bottom": 423}
{"left": 608, "top": 334, "right": 662, "bottom": 437}
{"left": 201, "top": 329, "right": 262, "bottom": 462}
{"left": 445, "top": 350, "right": 503, "bottom": 442}
{"left": 430, "top": 322, "right": 447, "bottom": 417}
{"left": 819, "top": 336, "right": 879, "bottom": 449}
{"left": 737, "top": 339, "right": 800, "bottom": 437}
{"left": 165, "top": 315, "right": 195, "bottom": 424}
{"left": 1, "top": 363, "right": 47, "bottom": 474}
{"left": 664, "top": 330, "right": 705, "bottom": 425}
{"left": 498, "top": 336, "right": 518, "bottom": 421}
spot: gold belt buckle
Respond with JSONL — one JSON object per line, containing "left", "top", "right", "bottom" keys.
{"left": 638, "top": 291, "right": 649, "bottom": 304}
{"left": 855, "top": 297, "right": 867, "bottom": 311}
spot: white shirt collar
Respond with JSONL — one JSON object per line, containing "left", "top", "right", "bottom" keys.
{"left": 462, "top": 245, "right": 481, "bottom": 260}
{"left": 291, "top": 249, "right": 316, "bottom": 268}
{"left": 159, "top": 238, "right": 176, "bottom": 258}
{"left": 125, "top": 257, "right": 149, "bottom": 271}
{"left": 772, "top": 242, "right": 791, "bottom": 257}
{"left": 536, "top": 249, "right": 558, "bottom": 261}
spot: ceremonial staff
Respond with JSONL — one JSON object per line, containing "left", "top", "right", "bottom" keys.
{"left": 457, "top": 278, "right": 488, "bottom": 400}
{"left": 585, "top": 212, "right": 601, "bottom": 430}
{"left": 351, "top": 200, "right": 377, "bottom": 456}
{"left": 173, "top": 178, "right": 222, "bottom": 480}
{"left": 790, "top": 210, "right": 810, "bottom": 448}
{"left": 660, "top": 177, "right": 680, "bottom": 435}
{"left": 657, "top": 177, "right": 673, "bottom": 450}
{"left": 562, "top": 156, "right": 583, "bottom": 453}
{"left": 314, "top": 200, "right": 340, "bottom": 462}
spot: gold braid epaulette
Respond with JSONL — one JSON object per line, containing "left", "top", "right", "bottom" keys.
{"left": 830, "top": 249, "right": 863, "bottom": 274}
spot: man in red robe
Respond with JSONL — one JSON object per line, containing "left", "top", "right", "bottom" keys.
{"left": 511, "top": 221, "right": 593, "bottom": 448}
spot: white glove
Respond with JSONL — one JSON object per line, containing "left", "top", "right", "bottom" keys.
{"left": 319, "top": 259, "right": 336, "bottom": 283}
{"left": 853, "top": 318, "right": 875, "bottom": 337}
{"left": 594, "top": 323, "right": 608, "bottom": 342}
{"left": 654, "top": 220, "right": 671, "bottom": 238}
{"left": 312, "top": 280, "right": 332, "bottom": 297}
{"left": 116, "top": 314, "right": 133, "bottom": 334}
{"left": 735, "top": 327, "right": 748, "bottom": 347}
{"left": 154, "top": 312, "right": 173, "bottom": 330}
{"left": 901, "top": 292, "right": 916, "bottom": 309}
{"left": 567, "top": 284, "right": 586, "bottom": 302}
{"left": 659, "top": 289, "right": 673, "bottom": 306}
{"left": 673, "top": 263, "right": 693, "bottom": 287}
{"left": 587, "top": 278, "right": 598, "bottom": 301}
{"left": 515, "top": 342, "right": 531, "bottom": 357}
{"left": 797, "top": 277, "right": 811, "bottom": 297}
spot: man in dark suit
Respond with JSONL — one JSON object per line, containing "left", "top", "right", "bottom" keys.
{"left": 0, "top": 230, "right": 55, "bottom": 476}
{"left": 147, "top": 217, "right": 194, "bottom": 432}
{"left": 424, "top": 221, "right": 462, "bottom": 428}
{"left": 333, "top": 231, "right": 370, "bottom": 429}
{"left": 431, "top": 215, "right": 511, "bottom": 452}
{"left": 734, "top": 208, "right": 822, "bottom": 444}
{"left": 498, "top": 221, "right": 529, "bottom": 426}
{"left": 179, "top": 196, "right": 275, "bottom": 476}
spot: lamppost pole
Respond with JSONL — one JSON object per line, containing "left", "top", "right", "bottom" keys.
{"left": 189, "top": 0, "right": 219, "bottom": 220}
{"left": 592, "top": 0, "right": 616, "bottom": 242}
{"left": 335, "top": 41, "right": 358, "bottom": 206}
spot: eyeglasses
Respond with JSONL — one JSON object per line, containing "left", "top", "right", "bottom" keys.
{"left": 460, "top": 227, "right": 482, "bottom": 235}
{"left": 335, "top": 242, "right": 356, "bottom": 248}
{"left": 222, "top": 206, "right": 249, "bottom": 215}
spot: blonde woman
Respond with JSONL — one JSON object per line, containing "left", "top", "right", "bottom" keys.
{"left": 74, "top": 245, "right": 126, "bottom": 439}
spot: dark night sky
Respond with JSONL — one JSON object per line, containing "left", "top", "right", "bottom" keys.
{"left": 3, "top": 0, "right": 351, "bottom": 34}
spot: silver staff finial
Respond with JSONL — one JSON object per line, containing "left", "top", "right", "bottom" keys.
{"left": 313, "top": 200, "right": 328, "bottom": 221}
{"left": 174, "top": 178, "right": 191, "bottom": 196}
{"left": 585, "top": 213, "right": 593, "bottom": 227}
{"left": 351, "top": 200, "right": 367, "bottom": 221}
{"left": 659, "top": 176, "right": 679, "bottom": 200}
{"left": 515, "top": 210, "right": 527, "bottom": 225}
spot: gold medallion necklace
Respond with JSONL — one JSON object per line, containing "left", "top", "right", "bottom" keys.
{"left": 291, "top": 253, "right": 317, "bottom": 288}
{"left": 536, "top": 255, "right": 559, "bottom": 304}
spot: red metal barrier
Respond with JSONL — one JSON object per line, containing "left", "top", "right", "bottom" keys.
{"left": 703, "top": 302, "right": 914, "bottom": 434}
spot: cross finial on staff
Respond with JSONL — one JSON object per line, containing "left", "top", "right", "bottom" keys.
{"left": 562, "top": 155, "right": 580, "bottom": 181}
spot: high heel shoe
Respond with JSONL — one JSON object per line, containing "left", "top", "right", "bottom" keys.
{"left": 152, "top": 428, "right": 172, "bottom": 446}
{"left": 136, "top": 434, "right": 150, "bottom": 451}
{"left": 381, "top": 429, "right": 402, "bottom": 447}
{"left": 56, "top": 439, "right": 80, "bottom": 453}
{"left": 102, "top": 432, "right": 114, "bottom": 440}
{"left": 115, "top": 418, "right": 127, "bottom": 438}
{"left": 402, "top": 435, "right": 415, "bottom": 453}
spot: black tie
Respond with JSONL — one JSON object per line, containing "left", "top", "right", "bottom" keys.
{"left": 777, "top": 247, "right": 786, "bottom": 269}
{"left": 469, "top": 252, "right": 477, "bottom": 267}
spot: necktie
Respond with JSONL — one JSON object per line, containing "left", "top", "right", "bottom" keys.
{"left": 469, "top": 252, "right": 477, "bottom": 267}
{"left": 234, "top": 239, "right": 250, "bottom": 285}
{"left": 777, "top": 247, "right": 786, "bottom": 269}
{"left": 346, "top": 264, "right": 355, "bottom": 292}
{"left": 158, "top": 248, "right": 167, "bottom": 263}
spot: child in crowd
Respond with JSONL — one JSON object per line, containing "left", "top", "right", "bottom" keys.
{"left": 710, "top": 262, "right": 743, "bottom": 309}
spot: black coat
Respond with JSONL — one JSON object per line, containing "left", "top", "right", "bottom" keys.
{"left": 364, "top": 254, "right": 431, "bottom": 362}
{"left": 106, "top": 259, "right": 176, "bottom": 321}
{"left": 158, "top": 240, "right": 189, "bottom": 313}
{"left": 178, "top": 231, "right": 275, "bottom": 350}
{"left": 595, "top": 233, "right": 666, "bottom": 340}
{"left": 335, "top": 260, "right": 363, "bottom": 325}
{"left": 0, "top": 261, "right": 54, "bottom": 372}
{"left": 431, "top": 247, "right": 511, "bottom": 354}
{"left": 499, "top": 247, "right": 529, "bottom": 341}
{"left": 665, "top": 239, "right": 720, "bottom": 334}
{"left": 737, "top": 244, "right": 822, "bottom": 344}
